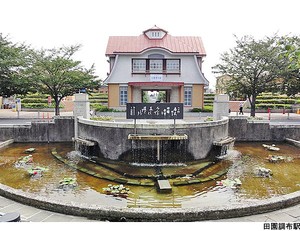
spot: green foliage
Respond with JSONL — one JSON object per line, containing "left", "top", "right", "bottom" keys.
{"left": 89, "top": 93, "right": 108, "bottom": 100}
{"left": 91, "top": 116, "right": 113, "bottom": 121}
{"left": 89, "top": 99, "right": 108, "bottom": 103}
{"left": 142, "top": 91, "right": 149, "bottom": 103}
{"left": 0, "top": 34, "right": 32, "bottom": 96}
{"left": 27, "top": 45, "right": 101, "bottom": 115}
{"left": 254, "top": 92, "right": 299, "bottom": 109}
{"left": 190, "top": 105, "right": 213, "bottom": 112}
{"left": 22, "top": 103, "right": 63, "bottom": 109}
{"left": 19, "top": 93, "right": 62, "bottom": 109}
{"left": 277, "top": 36, "right": 300, "bottom": 96}
{"left": 255, "top": 104, "right": 292, "bottom": 109}
{"left": 256, "top": 99, "right": 297, "bottom": 104}
{"left": 190, "top": 108, "right": 201, "bottom": 112}
{"left": 157, "top": 91, "right": 166, "bottom": 102}
{"left": 92, "top": 104, "right": 115, "bottom": 112}
{"left": 204, "top": 93, "right": 215, "bottom": 97}
{"left": 21, "top": 98, "right": 52, "bottom": 103}
{"left": 213, "top": 34, "right": 292, "bottom": 116}
{"left": 204, "top": 99, "right": 214, "bottom": 104}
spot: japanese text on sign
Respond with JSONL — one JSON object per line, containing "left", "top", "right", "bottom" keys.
{"left": 126, "top": 103, "right": 183, "bottom": 119}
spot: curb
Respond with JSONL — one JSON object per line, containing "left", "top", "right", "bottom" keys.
{"left": 0, "top": 183, "right": 299, "bottom": 221}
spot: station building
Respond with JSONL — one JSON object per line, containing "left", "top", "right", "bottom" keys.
{"left": 104, "top": 26, "right": 209, "bottom": 110}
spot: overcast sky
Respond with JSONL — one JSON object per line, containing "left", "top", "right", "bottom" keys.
{"left": 1, "top": 0, "right": 299, "bottom": 89}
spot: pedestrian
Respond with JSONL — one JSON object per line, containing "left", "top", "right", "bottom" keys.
{"left": 239, "top": 102, "right": 244, "bottom": 115}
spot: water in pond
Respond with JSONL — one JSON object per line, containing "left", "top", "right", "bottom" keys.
{"left": 0, "top": 142, "right": 299, "bottom": 209}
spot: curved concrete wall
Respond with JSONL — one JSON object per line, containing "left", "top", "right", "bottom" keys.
{"left": 0, "top": 117, "right": 74, "bottom": 142}
{"left": 229, "top": 116, "right": 300, "bottom": 141}
{"left": 77, "top": 117, "right": 229, "bottom": 160}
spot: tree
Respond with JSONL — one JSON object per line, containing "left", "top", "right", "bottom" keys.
{"left": 213, "top": 35, "right": 288, "bottom": 117}
{"left": 278, "top": 36, "right": 300, "bottom": 96}
{"left": 0, "top": 34, "right": 31, "bottom": 97}
{"left": 28, "top": 45, "right": 100, "bottom": 116}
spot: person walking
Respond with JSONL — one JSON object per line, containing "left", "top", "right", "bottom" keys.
{"left": 239, "top": 102, "right": 244, "bottom": 115}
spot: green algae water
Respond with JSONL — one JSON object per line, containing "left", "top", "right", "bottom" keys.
{"left": 0, "top": 142, "right": 299, "bottom": 208}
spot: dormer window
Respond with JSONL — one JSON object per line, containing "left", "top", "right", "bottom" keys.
{"left": 144, "top": 25, "right": 167, "bottom": 40}
{"left": 151, "top": 31, "right": 161, "bottom": 38}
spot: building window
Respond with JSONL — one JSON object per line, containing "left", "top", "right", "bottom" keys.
{"left": 132, "top": 58, "right": 181, "bottom": 74}
{"left": 184, "top": 87, "right": 192, "bottom": 106}
{"left": 132, "top": 59, "right": 146, "bottom": 72}
{"left": 149, "top": 59, "right": 163, "bottom": 72}
{"left": 120, "top": 86, "right": 128, "bottom": 106}
{"left": 151, "top": 31, "right": 161, "bottom": 38}
{"left": 166, "top": 59, "right": 180, "bottom": 72}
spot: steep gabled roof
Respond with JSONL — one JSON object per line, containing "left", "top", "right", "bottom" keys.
{"left": 105, "top": 27, "right": 206, "bottom": 56}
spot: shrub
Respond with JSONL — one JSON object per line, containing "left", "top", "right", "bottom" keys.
{"left": 255, "top": 104, "right": 292, "bottom": 109}
{"left": 89, "top": 99, "right": 108, "bottom": 103}
{"left": 190, "top": 108, "right": 201, "bottom": 112}
{"left": 21, "top": 98, "right": 54, "bottom": 103}
{"left": 92, "top": 104, "right": 115, "bottom": 112}
{"left": 190, "top": 105, "right": 213, "bottom": 112}
{"left": 22, "top": 103, "right": 63, "bottom": 109}
{"left": 91, "top": 116, "right": 113, "bottom": 121}
{"left": 256, "top": 99, "right": 297, "bottom": 104}
{"left": 89, "top": 93, "right": 108, "bottom": 100}
{"left": 204, "top": 93, "right": 215, "bottom": 97}
{"left": 204, "top": 99, "right": 214, "bottom": 104}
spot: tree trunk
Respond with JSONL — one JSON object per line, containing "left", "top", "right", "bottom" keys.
{"left": 250, "top": 94, "right": 257, "bottom": 117}
{"left": 250, "top": 104, "right": 256, "bottom": 117}
{"left": 54, "top": 98, "right": 60, "bottom": 116}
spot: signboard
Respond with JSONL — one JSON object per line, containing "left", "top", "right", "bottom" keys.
{"left": 126, "top": 103, "right": 183, "bottom": 120}
{"left": 150, "top": 74, "right": 163, "bottom": 82}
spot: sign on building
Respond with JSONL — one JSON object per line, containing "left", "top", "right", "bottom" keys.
{"left": 150, "top": 74, "right": 163, "bottom": 82}
{"left": 126, "top": 103, "right": 183, "bottom": 119}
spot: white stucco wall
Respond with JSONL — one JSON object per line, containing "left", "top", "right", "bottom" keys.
{"left": 105, "top": 49, "right": 207, "bottom": 85}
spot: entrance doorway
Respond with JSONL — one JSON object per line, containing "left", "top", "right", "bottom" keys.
{"left": 142, "top": 90, "right": 170, "bottom": 103}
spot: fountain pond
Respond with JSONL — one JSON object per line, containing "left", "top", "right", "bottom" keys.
{"left": 0, "top": 141, "right": 299, "bottom": 210}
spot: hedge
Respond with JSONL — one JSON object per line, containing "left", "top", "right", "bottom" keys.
{"left": 21, "top": 98, "right": 54, "bottom": 103}
{"left": 256, "top": 99, "right": 298, "bottom": 104}
{"left": 190, "top": 105, "right": 213, "bottom": 112}
{"left": 255, "top": 104, "right": 292, "bottom": 109}
{"left": 22, "top": 103, "right": 63, "bottom": 109}
{"left": 89, "top": 99, "right": 108, "bottom": 103}
{"left": 91, "top": 104, "right": 115, "bottom": 112}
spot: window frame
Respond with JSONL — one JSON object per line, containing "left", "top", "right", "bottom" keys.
{"left": 119, "top": 86, "right": 128, "bottom": 106}
{"left": 132, "top": 58, "right": 181, "bottom": 74}
{"left": 184, "top": 86, "right": 192, "bottom": 106}
{"left": 132, "top": 59, "right": 146, "bottom": 73}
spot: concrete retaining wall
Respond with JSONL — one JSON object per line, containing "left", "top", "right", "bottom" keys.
{"left": 229, "top": 116, "right": 300, "bottom": 141}
{"left": 77, "top": 117, "right": 229, "bottom": 160}
{"left": 0, "top": 117, "right": 74, "bottom": 142}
